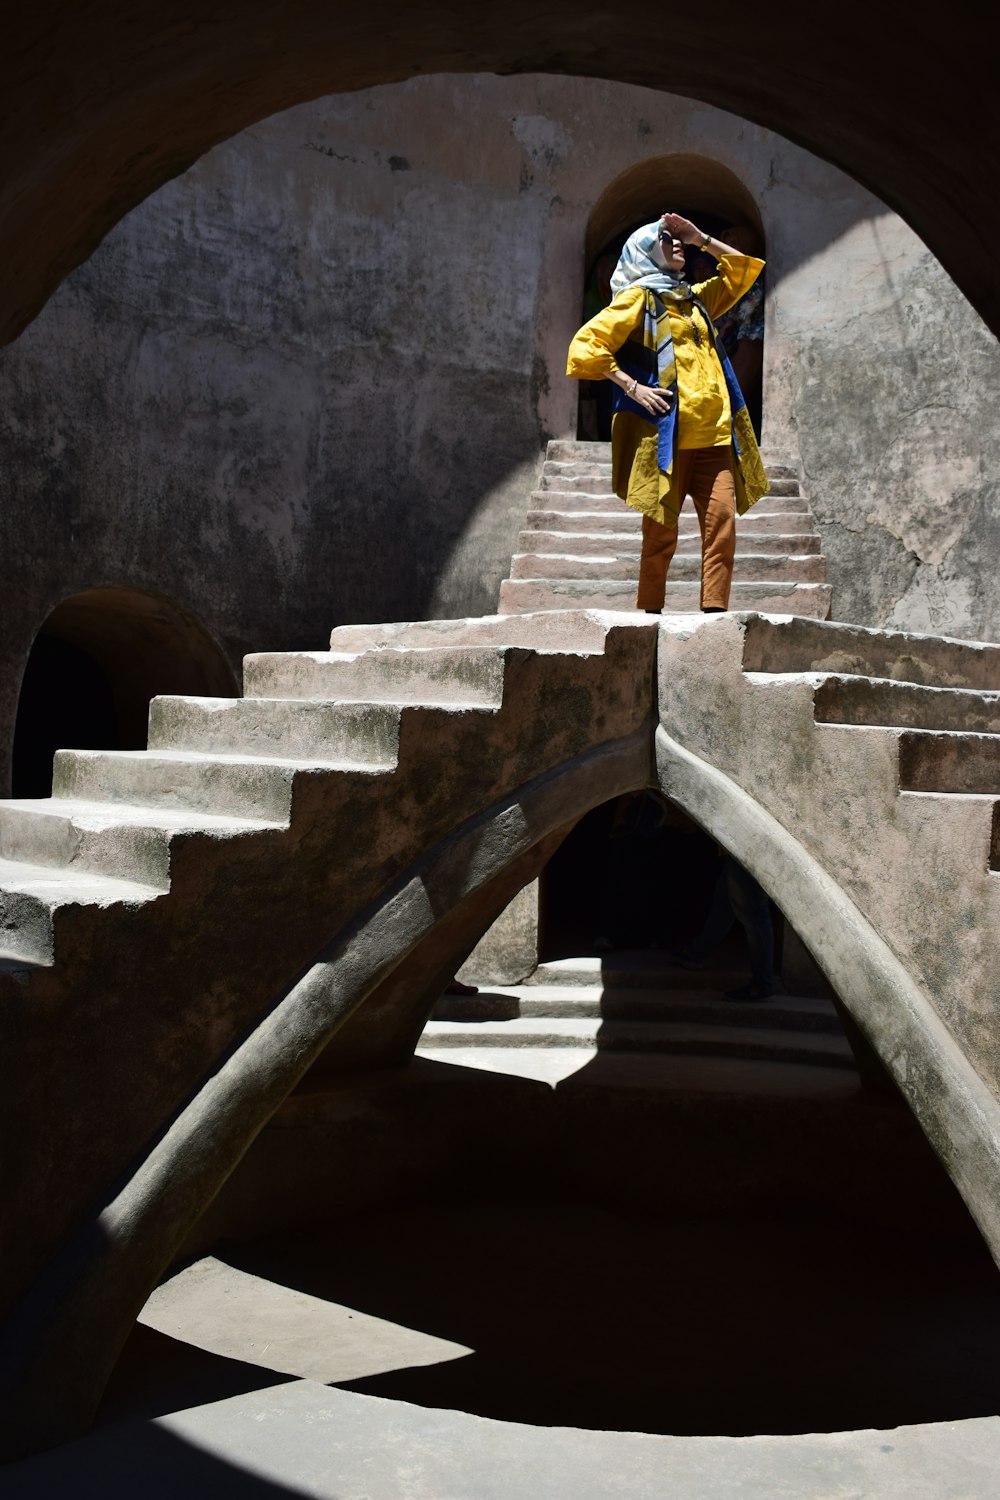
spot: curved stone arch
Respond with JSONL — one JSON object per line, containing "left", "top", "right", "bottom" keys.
{"left": 11, "top": 586, "right": 239, "bottom": 795}
{"left": 584, "top": 153, "right": 763, "bottom": 272}
{"left": 655, "top": 724, "right": 1000, "bottom": 1268}
{"left": 0, "top": 724, "right": 652, "bottom": 1459}
{"left": 1, "top": 8, "right": 997, "bottom": 344}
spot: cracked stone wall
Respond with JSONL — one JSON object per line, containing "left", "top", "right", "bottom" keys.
{"left": 1, "top": 73, "right": 998, "bottom": 790}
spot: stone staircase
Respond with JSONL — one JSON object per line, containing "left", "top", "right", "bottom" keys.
{"left": 0, "top": 615, "right": 645, "bottom": 973}
{"left": 0, "top": 606, "right": 667, "bottom": 1463}
{"left": 10, "top": 601, "right": 1000, "bottom": 1456}
{"left": 421, "top": 952, "right": 856, "bottom": 1087}
{"left": 498, "top": 439, "right": 831, "bottom": 617}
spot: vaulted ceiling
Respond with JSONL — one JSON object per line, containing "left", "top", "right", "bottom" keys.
{"left": 4, "top": 4, "right": 993, "bottom": 343}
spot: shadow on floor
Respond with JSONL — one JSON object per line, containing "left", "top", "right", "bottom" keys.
{"left": 220, "top": 1198, "right": 1000, "bottom": 1437}
{"left": 3, "top": 1396, "right": 315, "bottom": 1500}
{"left": 99, "top": 1322, "right": 297, "bottom": 1426}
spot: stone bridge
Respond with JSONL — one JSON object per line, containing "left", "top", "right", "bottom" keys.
{"left": 3, "top": 606, "right": 1000, "bottom": 1456}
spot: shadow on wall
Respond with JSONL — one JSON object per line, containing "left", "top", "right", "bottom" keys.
{"left": 11, "top": 587, "right": 239, "bottom": 798}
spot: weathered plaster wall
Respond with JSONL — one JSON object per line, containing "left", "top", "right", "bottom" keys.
{"left": 765, "top": 206, "right": 1000, "bottom": 637}
{"left": 1, "top": 72, "right": 998, "bottom": 790}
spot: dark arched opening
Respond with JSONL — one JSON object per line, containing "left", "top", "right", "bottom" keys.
{"left": 11, "top": 587, "right": 238, "bottom": 797}
{"left": 539, "top": 792, "right": 725, "bottom": 958}
{"left": 578, "top": 154, "right": 766, "bottom": 442}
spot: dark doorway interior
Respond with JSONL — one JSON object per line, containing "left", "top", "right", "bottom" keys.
{"left": 12, "top": 587, "right": 238, "bottom": 797}
{"left": 540, "top": 795, "right": 750, "bottom": 960}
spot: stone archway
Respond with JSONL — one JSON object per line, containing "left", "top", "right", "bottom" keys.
{"left": 11, "top": 587, "right": 239, "bottom": 797}
{"left": 1, "top": 7, "right": 996, "bottom": 346}
{"left": 584, "top": 153, "right": 762, "bottom": 273}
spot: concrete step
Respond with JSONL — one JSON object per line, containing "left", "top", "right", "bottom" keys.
{"left": 529, "top": 489, "right": 811, "bottom": 515}
{"left": 412, "top": 1044, "right": 860, "bottom": 1094}
{"left": 0, "top": 798, "right": 282, "bottom": 888}
{"left": 499, "top": 578, "right": 833, "bottom": 616}
{"left": 541, "top": 471, "right": 800, "bottom": 499}
{"left": 740, "top": 613, "right": 1000, "bottom": 691}
{"left": 762, "top": 475, "right": 800, "bottom": 496}
{"left": 0, "top": 855, "right": 162, "bottom": 965}
{"left": 526, "top": 954, "right": 806, "bottom": 995}
{"left": 243, "top": 646, "right": 508, "bottom": 706}
{"left": 528, "top": 955, "right": 664, "bottom": 986}
{"left": 509, "top": 553, "right": 827, "bottom": 583}
{"left": 808, "top": 675, "right": 1000, "bottom": 734}
{"left": 522, "top": 509, "right": 819, "bottom": 536}
{"left": 418, "top": 1016, "right": 855, "bottom": 1067}
{"left": 545, "top": 439, "right": 611, "bottom": 463}
{"left": 540, "top": 473, "right": 621, "bottom": 496}
{"left": 542, "top": 439, "right": 796, "bottom": 475}
{"left": 898, "top": 729, "right": 1000, "bottom": 793}
{"left": 541, "top": 460, "right": 612, "bottom": 484}
{"left": 326, "top": 613, "right": 644, "bottom": 654}
{"left": 148, "top": 695, "right": 400, "bottom": 766}
{"left": 516, "top": 531, "right": 822, "bottom": 557}
{"left": 513, "top": 983, "right": 842, "bottom": 1033}
{"left": 52, "top": 748, "right": 339, "bottom": 822}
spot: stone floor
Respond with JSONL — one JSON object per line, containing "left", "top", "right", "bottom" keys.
{"left": 6, "top": 1380, "right": 1000, "bottom": 1499}
{"left": 6, "top": 1193, "right": 1000, "bottom": 1497}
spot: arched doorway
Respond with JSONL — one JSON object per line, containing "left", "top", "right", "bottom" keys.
{"left": 11, "top": 587, "right": 238, "bottom": 797}
{"left": 538, "top": 790, "right": 806, "bottom": 1003}
{"left": 578, "top": 154, "right": 766, "bottom": 441}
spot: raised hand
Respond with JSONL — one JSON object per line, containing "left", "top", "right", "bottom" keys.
{"left": 659, "top": 211, "right": 702, "bottom": 245}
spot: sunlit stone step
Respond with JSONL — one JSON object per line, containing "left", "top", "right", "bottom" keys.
{"left": 740, "top": 613, "right": 1000, "bottom": 690}
{"left": 499, "top": 578, "right": 833, "bottom": 616}
{"left": 510, "top": 553, "right": 827, "bottom": 583}
{"left": 516, "top": 531, "right": 821, "bottom": 557}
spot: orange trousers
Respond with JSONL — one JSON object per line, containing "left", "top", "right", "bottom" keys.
{"left": 636, "top": 445, "right": 736, "bottom": 611}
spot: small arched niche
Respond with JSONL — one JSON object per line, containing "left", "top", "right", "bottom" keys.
{"left": 12, "top": 587, "right": 238, "bottom": 797}
{"left": 580, "top": 154, "right": 766, "bottom": 441}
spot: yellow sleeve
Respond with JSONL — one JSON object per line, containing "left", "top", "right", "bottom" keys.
{"left": 566, "top": 286, "right": 646, "bottom": 379}
{"left": 693, "top": 254, "right": 765, "bottom": 322}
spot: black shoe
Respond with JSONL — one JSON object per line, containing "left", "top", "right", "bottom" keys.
{"left": 724, "top": 982, "right": 773, "bottom": 1002}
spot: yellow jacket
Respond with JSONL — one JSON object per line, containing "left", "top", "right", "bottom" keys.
{"left": 567, "top": 254, "right": 768, "bottom": 525}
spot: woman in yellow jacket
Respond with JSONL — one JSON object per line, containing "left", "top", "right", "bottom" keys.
{"left": 566, "top": 212, "right": 768, "bottom": 612}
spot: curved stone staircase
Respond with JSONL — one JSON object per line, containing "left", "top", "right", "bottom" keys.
{"left": 0, "top": 608, "right": 659, "bottom": 1458}
{"left": 499, "top": 439, "right": 832, "bottom": 616}
{"left": 6, "top": 599, "right": 1000, "bottom": 1472}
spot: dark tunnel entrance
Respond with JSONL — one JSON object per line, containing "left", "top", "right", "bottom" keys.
{"left": 11, "top": 587, "right": 239, "bottom": 798}
{"left": 538, "top": 793, "right": 794, "bottom": 985}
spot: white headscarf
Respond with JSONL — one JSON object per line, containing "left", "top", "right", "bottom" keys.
{"left": 610, "top": 220, "right": 692, "bottom": 298}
